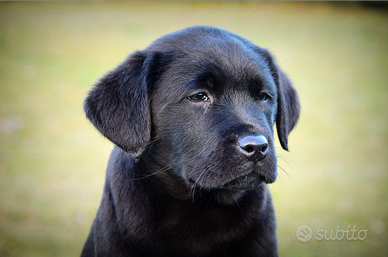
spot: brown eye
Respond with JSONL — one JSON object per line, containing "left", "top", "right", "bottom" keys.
{"left": 258, "top": 92, "right": 268, "bottom": 101}
{"left": 188, "top": 92, "right": 209, "bottom": 102}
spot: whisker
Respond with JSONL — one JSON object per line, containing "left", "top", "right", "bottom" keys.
{"left": 234, "top": 198, "right": 244, "bottom": 215}
{"left": 187, "top": 161, "right": 204, "bottom": 202}
{"left": 277, "top": 171, "right": 283, "bottom": 190}
{"left": 130, "top": 165, "right": 171, "bottom": 181}
{"left": 277, "top": 165, "right": 294, "bottom": 184}
{"left": 144, "top": 137, "right": 159, "bottom": 157}
{"left": 190, "top": 184, "right": 196, "bottom": 203}
{"left": 276, "top": 154, "right": 294, "bottom": 169}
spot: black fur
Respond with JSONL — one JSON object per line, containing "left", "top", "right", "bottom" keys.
{"left": 82, "top": 26, "right": 300, "bottom": 257}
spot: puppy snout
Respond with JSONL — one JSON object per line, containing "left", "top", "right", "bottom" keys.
{"left": 238, "top": 135, "right": 269, "bottom": 161}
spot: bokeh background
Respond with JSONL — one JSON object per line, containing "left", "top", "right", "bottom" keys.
{"left": 0, "top": 2, "right": 387, "bottom": 256}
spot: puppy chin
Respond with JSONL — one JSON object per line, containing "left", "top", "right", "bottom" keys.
{"left": 221, "top": 171, "right": 263, "bottom": 191}
{"left": 221, "top": 169, "right": 277, "bottom": 191}
{"left": 263, "top": 171, "right": 277, "bottom": 184}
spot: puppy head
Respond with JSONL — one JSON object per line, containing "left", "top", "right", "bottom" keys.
{"left": 84, "top": 26, "right": 300, "bottom": 191}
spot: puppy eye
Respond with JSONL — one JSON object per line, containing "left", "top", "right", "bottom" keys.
{"left": 187, "top": 92, "right": 209, "bottom": 102}
{"left": 258, "top": 92, "right": 269, "bottom": 101}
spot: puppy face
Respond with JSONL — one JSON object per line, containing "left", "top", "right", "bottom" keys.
{"left": 84, "top": 26, "right": 300, "bottom": 192}
{"left": 150, "top": 49, "right": 278, "bottom": 190}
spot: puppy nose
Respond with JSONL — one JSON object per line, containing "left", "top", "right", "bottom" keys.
{"left": 238, "top": 135, "right": 269, "bottom": 161}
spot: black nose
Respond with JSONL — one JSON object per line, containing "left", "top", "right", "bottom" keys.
{"left": 238, "top": 135, "right": 269, "bottom": 161}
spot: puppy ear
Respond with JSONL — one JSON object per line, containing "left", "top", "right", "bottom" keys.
{"left": 258, "top": 49, "right": 300, "bottom": 150}
{"left": 84, "top": 51, "right": 159, "bottom": 159}
{"left": 275, "top": 68, "right": 300, "bottom": 151}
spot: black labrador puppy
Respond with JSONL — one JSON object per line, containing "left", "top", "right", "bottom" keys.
{"left": 81, "top": 26, "right": 300, "bottom": 257}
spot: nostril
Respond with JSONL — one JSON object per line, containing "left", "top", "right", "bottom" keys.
{"left": 245, "top": 146, "right": 255, "bottom": 154}
{"left": 260, "top": 144, "right": 268, "bottom": 153}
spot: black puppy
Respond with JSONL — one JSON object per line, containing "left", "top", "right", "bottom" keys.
{"left": 82, "top": 26, "right": 300, "bottom": 257}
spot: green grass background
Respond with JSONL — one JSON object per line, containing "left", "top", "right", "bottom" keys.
{"left": 0, "top": 2, "right": 387, "bottom": 256}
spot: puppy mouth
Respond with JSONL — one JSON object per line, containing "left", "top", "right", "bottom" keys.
{"left": 221, "top": 171, "right": 268, "bottom": 191}
{"left": 186, "top": 166, "right": 277, "bottom": 191}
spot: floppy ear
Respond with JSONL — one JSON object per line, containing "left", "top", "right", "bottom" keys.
{"left": 275, "top": 67, "right": 300, "bottom": 151}
{"left": 257, "top": 48, "right": 300, "bottom": 150}
{"left": 84, "top": 51, "right": 171, "bottom": 159}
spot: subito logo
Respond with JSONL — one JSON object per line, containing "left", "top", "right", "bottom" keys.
{"left": 296, "top": 225, "right": 313, "bottom": 242}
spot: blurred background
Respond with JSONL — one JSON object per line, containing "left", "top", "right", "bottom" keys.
{"left": 0, "top": 2, "right": 387, "bottom": 256}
